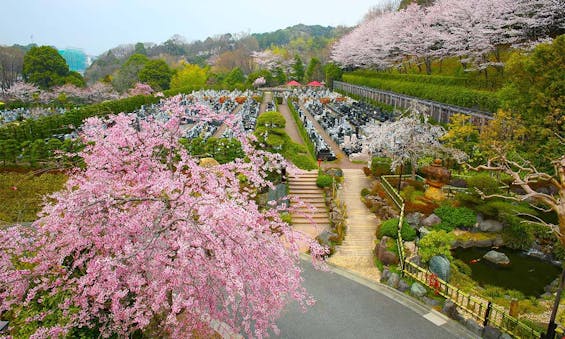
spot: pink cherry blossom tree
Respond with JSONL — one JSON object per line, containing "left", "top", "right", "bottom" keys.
{"left": 0, "top": 95, "right": 325, "bottom": 338}
{"left": 1, "top": 81, "right": 40, "bottom": 103}
{"left": 128, "top": 82, "right": 154, "bottom": 96}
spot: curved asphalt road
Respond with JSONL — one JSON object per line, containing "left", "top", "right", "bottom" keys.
{"left": 275, "top": 261, "right": 478, "bottom": 339}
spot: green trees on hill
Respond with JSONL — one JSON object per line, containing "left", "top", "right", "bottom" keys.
{"left": 23, "top": 46, "right": 85, "bottom": 88}
{"left": 138, "top": 59, "right": 172, "bottom": 91}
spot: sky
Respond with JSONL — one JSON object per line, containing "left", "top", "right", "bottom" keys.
{"left": 0, "top": 0, "right": 380, "bottom": 56}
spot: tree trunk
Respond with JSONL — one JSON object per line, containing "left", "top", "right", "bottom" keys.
{"left": 425, "top": 57, "right": 432, "bottom": 75}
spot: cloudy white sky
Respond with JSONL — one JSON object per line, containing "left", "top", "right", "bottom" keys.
{"left": 0, "top": 0, "right": 381, "bottom": 55}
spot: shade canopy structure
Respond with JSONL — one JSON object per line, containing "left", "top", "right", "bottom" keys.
{"left": 286, "top": 80, "right": 301, "bottom": 86}
{"left": 307, "top": 81, "right": 323, "bottom": 87}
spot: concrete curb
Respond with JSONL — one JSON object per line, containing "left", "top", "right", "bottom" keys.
{"left": 300, "top": 253, "right": 480, "bottom": 339}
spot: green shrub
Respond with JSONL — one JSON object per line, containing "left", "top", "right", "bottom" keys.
{"left": 316, "top": 174, "right": 334, "bottom": 188}
{"left": 371, "top": 157, "right": 392, "bottom": 177}
{"left": 343, "top": 74, "right": 500, "bottom": 112}
{"left": 378, "top": 218, "right": 416, "bottom": 241}
{"left": 433, "top": 205, "right": 477, "bottom": 231}
{"left": 280, "top": 212, "right": 292, "bottom": 224}
{"left": 361, "top": 188, "right": 370, "bottom": 197}
{"left": 288, "top": 153, "right": 317, "bottom": 170}
{"left": 347, "top": 70, "right": 502, "bottom": 90}
{"left": 452, "top": 259, "right": 472, "bottom": 276}
{"left": 466, "top": 173, "right": 502, "bottom": 195}
{"left": 502, "top": 215, "right": 534, "bottom": 250}
{"left": 418, "top": 230, "right": 455, "bottom": 263}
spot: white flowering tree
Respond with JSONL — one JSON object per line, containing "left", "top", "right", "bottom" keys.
{"left": 363, "top": 102, "right": 464, "bottom": 179}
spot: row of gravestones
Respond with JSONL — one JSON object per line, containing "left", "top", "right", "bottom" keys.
{"left": 221, "top": 98, "right": 260, "bottom": 138}
{"left": 294, "top": 104, "right": 336, "bottom": 161}
{"left": 300, "top": 95, "right": 395, "bottom": 157}
{"left": 330, "top": 101, "right": 394, "bottom": 126}
{"left": 0, "top": 107, "right": 67, "bottom": 125}
{"left": 305, "top": 100, "right": 355, "bottom": 153}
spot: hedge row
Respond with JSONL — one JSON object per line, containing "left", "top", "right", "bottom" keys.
{"left": 0, "top": 84, "right": 253, "bottom": 143}
{"left": 348, "top": 70, "right": 501, "bottom": 90}
{"left": 0, "top": 95, "right": 161, "bottom": 142}
{"left": 287, "top": 99, "right": 316, "bottom": 162}
{"left": 342, "top": 74, "right": 500, "bottom": 112}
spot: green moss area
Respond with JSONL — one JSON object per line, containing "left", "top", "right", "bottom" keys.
{"left": 0, "top": 172, "right": 67, "bottom": 225}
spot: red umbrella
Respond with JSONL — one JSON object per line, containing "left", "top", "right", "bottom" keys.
{"left": 307, "top": 81, "right": 323, "bottom": 87}
{"left": 286, "top": 80, "right": 301, "bottom": 86}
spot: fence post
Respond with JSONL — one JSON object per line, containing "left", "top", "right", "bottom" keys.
{"left": 483, "top": 301, "right": 493, "bottom": 328}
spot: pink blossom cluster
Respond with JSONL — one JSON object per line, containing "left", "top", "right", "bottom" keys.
{"left": 1, "top": 81, "right": 122, "bottom": 105}
{"left": 0, "top": 95, "right": 326, "bottom": 338}
{"left": 332, "top": 0, "right": 564, "bottom": 72}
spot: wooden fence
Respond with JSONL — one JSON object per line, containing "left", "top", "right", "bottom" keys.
{"left": 403, "top": 261, "right": 541, "bottom": 338}
{"left": 334, "top": 81, "right": 493, "bottom": 127}
{"left": 377, "top": 173, "right": 543, "bottom": 338}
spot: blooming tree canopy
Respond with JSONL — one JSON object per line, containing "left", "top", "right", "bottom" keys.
{"left": 128, "top": 82, "right": 154, "bottom": 96}
{"left": 0, "top": 95, "right": 325, "bottom": 338}
{"left": 362, "top": 101, "right": 464, "bottom": 178}
{"left": 331, "top": 0, "right": 564, "bottom": 72}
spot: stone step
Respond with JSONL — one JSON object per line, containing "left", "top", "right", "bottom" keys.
{"left": 291, "top": 214, "right": 330, "bottom": 220}
{"left": 291, "top": 197, "right": 325, "bottom": 203}
{"left": 292, "top": 218, "right": 330, "bottom": 225}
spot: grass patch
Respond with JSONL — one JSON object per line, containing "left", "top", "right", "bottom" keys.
{"left": 0, "top": 172, "right": 67, "bottom": 224}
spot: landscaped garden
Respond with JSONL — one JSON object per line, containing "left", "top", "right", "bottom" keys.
{"left": 0, "top": 0, "right": 563, "bottom": 337}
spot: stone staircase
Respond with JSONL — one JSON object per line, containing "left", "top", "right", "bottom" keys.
{"left": 328, "top": 169, "right": 381, "bottom": 281}
{"left": 288, "top": 171, "right": 329, "bottom": 250}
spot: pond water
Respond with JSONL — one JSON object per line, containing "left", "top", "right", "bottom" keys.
{"left": 452, "top": 247, "right": 562, "bottom": 296}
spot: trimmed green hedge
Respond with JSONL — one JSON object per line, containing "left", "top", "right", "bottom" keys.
{"left": 348, "top": 70, "right": 502, "bottom": 90}
{"left": 378, "top": 217, "right": 416, "bottom": 241}
{"left": 287, "top": 99, "right": 316, "bottom": 162}
{"left": 342, "top": 74, "right": 500, "bottom": 112}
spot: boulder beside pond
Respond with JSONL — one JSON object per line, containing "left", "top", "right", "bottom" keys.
{"left": 429, "top": 255, "right": 451, "bottom": 282}
{"left": 478, "top": 219, "right": 504, "bottom": 233}
{"left": 483, "top": 250, "right": 510, "bottom": 265}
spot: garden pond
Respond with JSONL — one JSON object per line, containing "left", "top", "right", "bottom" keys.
{"left": 452, "top": 247, "right": 562, "bottom": 296}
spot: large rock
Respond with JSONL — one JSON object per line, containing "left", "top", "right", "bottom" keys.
{"left": 376, "top": 236, "right": 399, "bottom": 266}
{"left": 442, "top": 300, "right": 460, "bottom": 320}
{"left": 429, "top": 255, "right": 451, "bottom": 282}
{"left": 410, "top": 282, "right": 427, "bottom": 297}
{"left": 316, "top": 230, "right": 337, "bottom": 248}
{"left": 405, "top": 212, "right": 423, "bottom": 227}
{"left": 465, "top": 318, "right": 483, "bottom": 335}
{"left": 422, "top": 296, "right": 441, "bottom": 307}
{"left": 398, "top": 279, "right": 410, "bottom": 292}
{"left": 422, "top": 214, "right": 442, "bottom": 227}
{"left": 479, "top": 219, "right": 504, "bottom": 233}
{"left": 381, "top": 268, "right": 391, "bottom": 283}
{"left": 418, "top": 227, "right": 431, "bottom": 238}
{"left": 387, "top": 273, "right": 400, "bottom": 289}
{"left": 483, "top": 250, "right": 510, "bottom": 265}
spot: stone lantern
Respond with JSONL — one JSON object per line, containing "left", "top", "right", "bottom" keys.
{"left": 421, "top": 159, "right": 451, "bottom": 201}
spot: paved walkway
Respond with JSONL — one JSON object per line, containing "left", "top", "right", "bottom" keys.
{"left": 259, "top": 91, "right": 273, "bottom": 114}
{"left": 275, "top": 260, "right": 478, "bottom": 339}
{"left": 327, "top": 168, "right": 381, "bottom": 282}
{"left": 278, "top": 102, "right": 305, "bottom": 146}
